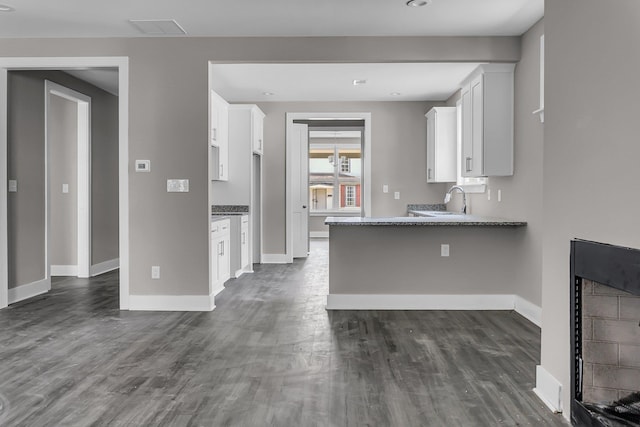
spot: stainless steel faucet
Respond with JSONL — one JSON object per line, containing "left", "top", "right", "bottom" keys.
{"left": 444, "top": 185, "right": 467, "bottom": 214}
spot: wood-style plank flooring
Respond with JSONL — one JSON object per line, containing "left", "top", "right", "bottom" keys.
{"left": 0, "top": 240, "right": 568, "bottom": 426}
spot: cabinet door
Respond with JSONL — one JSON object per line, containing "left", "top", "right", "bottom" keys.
{"left": 426, "top": 110, "right": 436, "bottom": 183}
{"left": 211, "top": 233, "right": 220, "bottom": 288}
{"left": 469, "top": 73, "right": 484, "bottom": 177}
{"left": 240, "top": 218, "right": 249, "bottom": 268}
{"left": 460, "top": 86, "right": 473, "bottom": 177}
{"left": 210, "top": 91, "right": 229, "bottom": 181}
{"left": 253, "top": 111, "right": 264, "bottom": 155}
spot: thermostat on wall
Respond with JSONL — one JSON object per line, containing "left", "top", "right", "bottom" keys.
{"left": 135, "top": 160, "right": 151, "bottom": 172}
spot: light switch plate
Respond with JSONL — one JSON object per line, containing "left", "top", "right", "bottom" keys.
{"left": 62, "top": 184, "right": 69, "bottom": 193}
{"left": 135, "top": 160, "right": 151, "bottom": 172}
{"left": 394, "top": 191, "right": 400, "bottom": 200}
{"left": 441, "top": 244, "right": 450, "bottom": 257}
{"left": 383, "top": 184, "right": 389, "bottom": 193}
{"left": 8, "top": 180, "right": 17, "bottom": 192}
{"left": 167, "top": 179, "right": 189, "bottom": 192}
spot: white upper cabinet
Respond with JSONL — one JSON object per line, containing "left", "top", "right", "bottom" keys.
{"left": 210, "top": 90, "right": 229, "bottom": 181}
{"left": 426, "top": 107, "right": 457, "bottom": 183}
{"left": 460, "top": 64, "right": 515, "bottom": 177}
{"left": 252, "top": 108, "right": 265, "bottom": 155}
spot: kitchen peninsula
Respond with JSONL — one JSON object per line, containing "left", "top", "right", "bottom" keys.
{"left": 324, "top": 211, "right": 538, "bottom": 324}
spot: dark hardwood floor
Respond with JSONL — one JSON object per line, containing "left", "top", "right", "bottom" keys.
{"left": 0, "top": 240, "right": 567, "bottom": 426}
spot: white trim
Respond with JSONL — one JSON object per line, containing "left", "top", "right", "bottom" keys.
{"left": 533, "top": 365, "right": 563, "bottom": 414}
{"left": 0, "top": 68, "right": 8, "bottom": 309}
{"left": 129, "top": 293, "right": 216, "bottom": 312}
{"left": 286, "top": 112, "right": 371, "bottom": 264}
{"left": 90, "top": 258, "right": 119, "bottom": 277}
{"left": 0, "top": 57, "right": 129, "bottom": 311}
{"left": 51, "top": 265, "right": 79, "bottom": 276}
{"left": 261, "top": 254, "right": 289, "bottom": 264}
{"left": 45, "top": 80, "right": 92, "bottom": 279}
{"left": 7, "top": 278, "right": 50, "bottom": 304}
{"left": 310, "top": 231, "right": 329, "bottom": 238}
{"left": 233, "top": 269, "right": 245, "bottom": 279}
{"left": 514, "top": 296, "right": 542, "bottom": 327}
{"left": 326, "top": 293, "right": 516, "bottom": 310}
{"left": 211, "top": 284, "right": 225, "bottom": 298}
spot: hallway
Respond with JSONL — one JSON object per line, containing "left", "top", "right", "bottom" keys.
{"left": 0, "top": 240, "right": 566, "bottom": 426}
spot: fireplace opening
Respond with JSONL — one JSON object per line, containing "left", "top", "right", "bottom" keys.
{"left": 571, "top": 240, "right": 640, "bottom": 427}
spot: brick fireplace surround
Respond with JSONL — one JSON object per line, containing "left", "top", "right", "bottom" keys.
{"left": 571, "top": 240, "right": 640, "bottom": 426}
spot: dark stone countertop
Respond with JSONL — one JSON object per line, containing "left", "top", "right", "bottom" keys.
{"left": 325, "top": 214, "right": 526, "bottom": 227}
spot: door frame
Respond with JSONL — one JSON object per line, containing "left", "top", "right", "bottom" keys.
{"left": 0, "top": 56, "right": 130, "bottom": 310}
{"left": 45, "top": 80, "right": 92, "bottom": 279}
{"left": 285, "top": 112, "right": 371, "bottom": 263}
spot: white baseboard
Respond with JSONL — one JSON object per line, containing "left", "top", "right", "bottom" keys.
{"left": 310, "top": 231, "right": 329, "bottom": 238}
{"left": 8, "top": 278, "right": 50, "bottom": 304}
{"left": 90, "top": 258, "right": 119, "bottom": 277}
{"left": 533, "top": 365, "right": 563, "bottom": 413}
{"left": 326, "top": 294, "right": 516, "bottom": 310}
{"left": 514, "top": 296, "right": 542, "bottom": 327}
{"left": 261, "top": 254, "right": 289, "bottom": 264}
{"left": 211, "top": 285, "right": 225, "bottom": 298}
{"left": 51, "top": 265, "right": 78, "bottom": 276}
{"left": 129, "top": 293, "right": 216, "bottom": 311}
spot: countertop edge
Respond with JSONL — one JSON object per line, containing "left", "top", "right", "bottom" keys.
{"left": 324, "top": 216, "right": 527, "bottom": 227}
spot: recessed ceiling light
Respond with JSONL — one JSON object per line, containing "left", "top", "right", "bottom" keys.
{"left": 406, "top": 0, "right": 429, "bottom": 6}
{"left": 390, "top": 92, "right": 402, "bottom": 96}
{"left": 353, "top": 79, "right": 367, "bottom": 86}
{"left": 262, "top": 92, "right": 274, "bottom": 96}
{"left": 0, "top": 4, "right": 15, "bottom": 12}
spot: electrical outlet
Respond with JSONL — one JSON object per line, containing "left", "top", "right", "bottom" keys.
{"left": 8, "top": 180, "right": 17, "bottom": 192}
{"left": 151, "top": 266, "right": 160, "bottom": 279}
{"left": 383, "top": 184, "right": 389, "bottom": 193}
{"left": 498, "top": 189, "right": 502, "bottom": 202}
{"left": 441, "top": 244, "right": 450, "bottom": 257}
{"left": 62, "top": 183, "right": 69, "bottom": 194}
{"left": 394, "top": 191, "right": 400, "bottom": 200}
{"left": 167, "top": 179, "right": 189, "bottom": 192}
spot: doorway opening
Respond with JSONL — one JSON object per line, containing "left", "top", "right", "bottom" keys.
{"left": 286, "top": 113, "right": 371, "bottom": 262}
{"left": 45, "top": 80, "right": 92, "bottom": 279}
{"left": 0, "top": 58, "right": 129, "bottom": 310}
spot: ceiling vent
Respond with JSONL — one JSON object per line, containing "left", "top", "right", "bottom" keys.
{"left": 129, "top": 19, "right": 187, "bottom": 35}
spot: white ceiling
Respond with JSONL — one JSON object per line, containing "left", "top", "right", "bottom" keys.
{"left": 211, "top": 63, "right": 484, "bottom": 102}
{"left": 0, "top": 0, "right": 543, "bottom": 38}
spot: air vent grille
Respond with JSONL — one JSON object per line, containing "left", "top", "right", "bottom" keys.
{"left": 129, "top": 19, "right": 186, "bottom": 35}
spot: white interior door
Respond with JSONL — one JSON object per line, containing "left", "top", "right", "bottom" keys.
{"left": 291, "top": 123, "right": 309, "bottom": 258}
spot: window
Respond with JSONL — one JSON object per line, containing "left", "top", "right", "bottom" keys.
{"left": 340, "top": 156, "right": 350, "bottom": 173}
{"left": 309, "top": 134, "right": 361, "bottom": 214}
{"left": 345, "top": 185, "right": 356, "bottom": 207}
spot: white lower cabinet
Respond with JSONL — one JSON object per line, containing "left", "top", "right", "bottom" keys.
{"left": 229, "top": 214, "right": 251, "bottom": 278}
{"left": 240, "top": 216, "right": 249, "bottom": 270}
{"left": 211, "top": 218, "right": 231, "bottom": 294}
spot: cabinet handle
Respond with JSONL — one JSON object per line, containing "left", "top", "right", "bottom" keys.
{"left": 465, "top": 157, "right": 472, "bottom": 172}
{"left": 259, "top": 139, "right": 262, "bottom": 150}
{"left": 242, "top": 232, "right": 246, "bottom": 244}
{"left": 219, "top": 164, "right": 224, "bottom": 177}
{"left": 219, "top": 241, "right": 224, "bottom": 256}
{"left": 427, "top": 168, "right": 432, "bottom": 180}
{"left": 212, "top": 128, "right": 217, "bottom": 142}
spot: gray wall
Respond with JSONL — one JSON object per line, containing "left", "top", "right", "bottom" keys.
{"left": 49, "top": 95, "right": 78, "bottom": 266}
{"left": 7, "top": 70, "right": 119, "bottom": 288}
{"left": 310, "top": 216, "right": 329, "bottom": 234}
{"left": 442, "top": 19, "right": 544, "bottom": 307}
{"left": 543, "top": 1, "right": 640, "bottom": 414}
{"left": 255, "top": 101, "right": 449, "bottom": 254}
{"left": 0, "top": 36, "right": 520, "bottom": 295}
{"left": 330, "top": 225, "right": 526, "bottom": 295}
